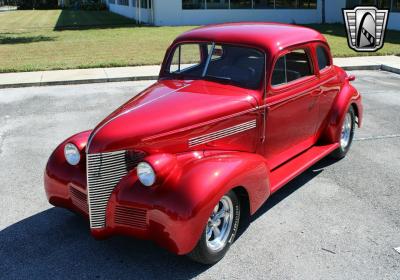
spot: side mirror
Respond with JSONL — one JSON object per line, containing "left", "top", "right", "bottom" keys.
{"left": 346, "top": 75, "right": 356, "bottom": 82}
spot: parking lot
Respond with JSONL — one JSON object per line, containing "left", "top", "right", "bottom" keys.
{"left": 0, "top": 70, "right": 399, "bottom": 279}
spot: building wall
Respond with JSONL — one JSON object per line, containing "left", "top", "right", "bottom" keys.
{"left": 153, "top": 0, "right": 323, "bottom": 26}
{"left": 325, "top": 0, "right": 400, "bottom": 30}
{"left": 325, "top": 0, "right": 346, "bottom": 23}
{"left": 107, "top": 0, "right": 399, "bottom": 30}
{"left": 388, "top": 12, "right": 400, "bottom": 30}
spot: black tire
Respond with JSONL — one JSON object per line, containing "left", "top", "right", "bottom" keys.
{"left": 187, "top": 190, "right": 240, "bottom": 265}
{"left": 331, "top": 106, "right": 356, "bottom": 159}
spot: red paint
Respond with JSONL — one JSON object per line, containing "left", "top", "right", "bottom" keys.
{"left": 44, "top": 23, "right": 363, "bottom": 255}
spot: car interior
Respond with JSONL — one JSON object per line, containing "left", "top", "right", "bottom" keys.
{"left": 271, "top": 49, "right": 313, "bottom": 86}
{"left": 168, "top": 44, "right": 265, "bottom": 90}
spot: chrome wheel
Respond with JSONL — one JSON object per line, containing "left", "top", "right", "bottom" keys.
{"left": 206, "top": 195, "right": 234, "bottom": 252}
{"left": 340, "top": 112, "right": 352, "bottom": 149}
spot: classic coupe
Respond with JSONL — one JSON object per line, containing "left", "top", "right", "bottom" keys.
{"left": 45, "top": 23, "right": 363, "bottom": 264}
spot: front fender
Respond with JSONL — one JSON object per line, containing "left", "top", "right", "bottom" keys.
{"left": 110, "top": 151, "right": 270, "bottom": 254}
{"left": 323, "top": 81, "right": 363, "bottom": 144}
{"left": 44, "top": 130, "right": 92, "bottom": 207}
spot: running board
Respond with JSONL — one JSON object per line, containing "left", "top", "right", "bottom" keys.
{"left": 269, "top": 143, "right": 339, "bottom": 194}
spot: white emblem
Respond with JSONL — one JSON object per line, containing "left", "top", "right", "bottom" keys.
{"left": 343, "top": 6, "right": 389, "bottom": 52}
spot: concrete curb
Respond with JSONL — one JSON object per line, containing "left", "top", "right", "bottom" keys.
{"left": 0, "top": 75, "right": 160, "bottom": 89}
{"left": 0, "top": 64, "right": 399, "bottom": 89}
{"left": 341, "top": 65, "right": 382, "bottom": 71}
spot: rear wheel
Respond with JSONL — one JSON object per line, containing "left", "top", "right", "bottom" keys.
{"left": 331, "top": 106, "right": 355, "bottom": 159}
{"left": 187, "top": 190, "right": 240, "bottom": 264}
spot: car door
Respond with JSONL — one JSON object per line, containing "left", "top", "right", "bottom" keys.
{"left": 262, "top": 47, "right": 321, "bottom": 170}
{"left": 313, "top": 43, "right": 341, "bottom": 135}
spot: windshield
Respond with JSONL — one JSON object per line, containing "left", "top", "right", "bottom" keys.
{"left": 164, "top": 43, "right": 265, "bottom": 90}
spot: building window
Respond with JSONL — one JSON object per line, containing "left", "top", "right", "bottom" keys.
{"left": 109, "top": 0, "right": 116, "bottom": 4}
{"left": 182, "top": 0, "right": 317, "bottom": 9}
{"left": 253, "top": 0, "right": 274, "bottom": 8}
{"left": 298, "top": 0, "right": 317, "bottom": 8}
{"left": 275, "top": 0, "right": 297, "bottom": 8}
{"left": 377, "top": 0, "right": 390, "bottom": 8}
{"left": 393, "top": 0, "right": 400, "bottom": 10}
{"left": 183, "top": 0, "right": 206, "bottom": 9}
{"left": 118, "top": 0, "right": 129, "bottom": 5}
{"left": 140, "top": 0, "right": 152, "bottom": 8}
{"left": 207, "top": 0, "right": 229, "bottom": 9}
{"left": 347, "top": 0, "right": 394, "bottom": 9}
{"left": 230, "top": 0, "right": 252, "bottom": 9}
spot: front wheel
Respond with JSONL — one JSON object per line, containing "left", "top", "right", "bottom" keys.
{"left": 331, "top": 106, "right": 355, "bottom": 159}
{"left": 187, "top": 190, "right": 240, "bottom": 264}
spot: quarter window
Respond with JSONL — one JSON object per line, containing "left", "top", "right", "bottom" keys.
{"left": 316, "top": 46, "right": 331, "bottom": 71}
{"left": 271, "top": 49, "right": 313, "bottom": 86}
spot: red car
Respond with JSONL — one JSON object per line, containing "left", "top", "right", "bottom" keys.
{"left": 45, "top": 23, "right": 363, "bottom": 264}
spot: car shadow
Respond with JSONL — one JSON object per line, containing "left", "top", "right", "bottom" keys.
{"left": 0, "top": 208, "right": 209, "bottom": 279}
{"left": 1, "top": 157, "right": 339, "bottom": 279}
{"left": 237, "top": 156, "right": 341, "bottom": 237}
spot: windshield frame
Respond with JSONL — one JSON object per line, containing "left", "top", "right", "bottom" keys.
{"left": 161, "top": 41, "right": 267, "bottom": 91}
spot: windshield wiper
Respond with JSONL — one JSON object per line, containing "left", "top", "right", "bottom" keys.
{"left": 204, "top": 74, "right": 232, "bottom": 84}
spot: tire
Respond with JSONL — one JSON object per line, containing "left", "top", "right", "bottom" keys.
{"left": 331, "top": 106, "right": 355, "bottom": 159}
{"left": 187, "top": 190, "right": 240, "bottom": 265}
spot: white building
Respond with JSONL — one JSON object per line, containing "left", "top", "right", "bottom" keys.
{"left": 107, "top": 0, "right": 400, "bottom": 30}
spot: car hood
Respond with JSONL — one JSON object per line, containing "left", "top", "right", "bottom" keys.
{"left": 87, "top": 79, "right": 259, "bottom": 154}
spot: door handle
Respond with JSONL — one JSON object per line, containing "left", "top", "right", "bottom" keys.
{"left": 311, "top": 89, "right": 322, "bottom": 97}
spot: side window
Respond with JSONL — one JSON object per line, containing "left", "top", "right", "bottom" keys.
{"left": 271, "top": 56, "right": 286, "bottom": 86}
{"left": 271, "top": 49, "right": 313, "bottom": 86}
{"left": 169, "top": 44, "right": 202, "bottom": 73}
{"left": 316, "top": 46, "right": 331, "bottom": 71}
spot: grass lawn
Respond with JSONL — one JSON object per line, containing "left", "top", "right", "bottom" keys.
{"left": 0, "top": 10, "right": 399, "bottom": 73}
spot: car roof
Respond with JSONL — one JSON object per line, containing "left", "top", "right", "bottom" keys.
{"left": 174, "top": 22, "right": 328, "bottom": 56}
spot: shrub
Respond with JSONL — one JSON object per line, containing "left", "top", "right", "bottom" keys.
{"left": 18, "top": 0, "right": 59, "bottom": 9}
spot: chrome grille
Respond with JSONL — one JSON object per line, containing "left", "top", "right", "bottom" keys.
{"left": 70, "top": 186, "right": 88, "bottom": 214}
{"left": 114, "top": 205, "right": 148, "bottom": 230}
{"left": 86, "top": 150, "right": 144, "bottom": 229}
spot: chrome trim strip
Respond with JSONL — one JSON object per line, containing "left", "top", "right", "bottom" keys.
{"left": 188, "top": 119, "right": 257, "bottom": 147}
{"left": 144, "top": 107, "right": 258, "bottom": 142}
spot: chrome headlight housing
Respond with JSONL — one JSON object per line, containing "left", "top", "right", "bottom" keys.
{"left": 137, "top": 162, "right": 156, "bottom": 187}
{"left": 64, "top": 143, "right": 80, "bottom": 166}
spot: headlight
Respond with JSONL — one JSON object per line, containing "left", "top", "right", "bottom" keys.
{"left": 64, "top": 143, "right": 80, "bottom": 166}
{"left": 137, "top": 162, "right": 156, "bottom": 187}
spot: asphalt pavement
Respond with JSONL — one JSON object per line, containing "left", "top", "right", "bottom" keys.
{"left": 0, "top": 71, "right": 399, "bottom": 279}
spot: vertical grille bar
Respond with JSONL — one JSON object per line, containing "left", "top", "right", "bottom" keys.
{"left": 86, "top": 150, "right": 128, "bottom": 229}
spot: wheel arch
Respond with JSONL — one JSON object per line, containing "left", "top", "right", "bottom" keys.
{"left": 321, "top": 82, "right": 363, "bottom": 144}
{"left": 351, "top": 101, "right": 362, "bottom": 128}
{"left": 232, "top": 186, "right": 251, "bottom": 221}
{"left": 160, "top": 151, "right": 270, "bottom": 254}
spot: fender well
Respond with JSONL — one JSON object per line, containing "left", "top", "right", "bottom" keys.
{"left": 143, "top": 151, "right": 270, "bottom": 254}
{"left": 322, "top": 82, "right": 362, "bottom": 143}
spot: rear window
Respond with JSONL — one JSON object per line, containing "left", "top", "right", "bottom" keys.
{"left": 271, "top": 49, "right": 313, "bottom": 86}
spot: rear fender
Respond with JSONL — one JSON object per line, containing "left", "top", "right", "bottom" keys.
{"left": 322, "top": 81, "right": 362, "bottom": 144}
